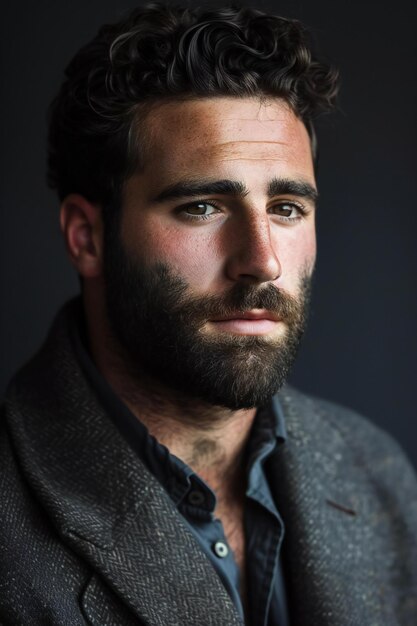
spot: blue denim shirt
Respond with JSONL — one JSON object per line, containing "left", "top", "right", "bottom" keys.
{"left": 72, "top": 315, "right": 290, "bottom": 626}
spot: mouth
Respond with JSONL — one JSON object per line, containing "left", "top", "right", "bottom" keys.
{"left": 207, "top": 309, "right": 283, "bottom": 336}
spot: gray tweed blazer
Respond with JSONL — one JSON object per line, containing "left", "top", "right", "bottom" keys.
{"left": 1, "top": 300, "right": 417, "bottom": 626}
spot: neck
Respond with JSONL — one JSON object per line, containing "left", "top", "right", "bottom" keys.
{"left": 116, "top": 369, "right": 256, "bottom": 486}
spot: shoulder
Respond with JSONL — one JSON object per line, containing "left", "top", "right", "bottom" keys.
{"left": 278, "top": 385, "right": 417, "bottom": 494}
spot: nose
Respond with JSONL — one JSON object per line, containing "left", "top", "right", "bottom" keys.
{"left": 225, "top": 213, "right": 281, "bottom": 284}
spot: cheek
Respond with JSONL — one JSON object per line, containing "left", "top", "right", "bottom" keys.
{"left": 127, "top": 218, "right": 222, "bottom": 289}
{"left": 276, "top": 226, "right": 317, "bottom": 280}
{"left": 300, "top": 231, "right": 317, "bottom": 267}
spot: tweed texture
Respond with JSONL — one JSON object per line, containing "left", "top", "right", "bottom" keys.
{"left": 1, "top": 299, "right": 417, "bottom": 625}
{"left": 268, "top": 390, "right": 417, "bottom": 625}
{"left": 1, "top": 301, "right": 242, "bottom": 626}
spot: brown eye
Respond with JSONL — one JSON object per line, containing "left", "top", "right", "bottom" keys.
{"left": 181, "top": 202, "right": 220, "bottom": 217}
{"left": 276, "top": 203, "right": 297, "bottom": 217}
{"left": 270, "top": 202, "right": 304, "bottom": 220}
{"left": 186, "top": 203, "right": 213, "bottom": 215}
{"left": 184, "top": 202, "right": 216, "bottom": 215}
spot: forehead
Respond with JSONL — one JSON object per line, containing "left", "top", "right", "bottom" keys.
{"left": 136, "top": 97, "right": 315, "bottom": 187}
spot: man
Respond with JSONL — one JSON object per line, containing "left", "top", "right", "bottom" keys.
{"left": 1, "top": 3, "right": 416, "bottom": 625}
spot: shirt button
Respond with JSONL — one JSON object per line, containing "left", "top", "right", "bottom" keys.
{"left": 187, "top": 490, "right": 205, "bottom": 506}
{"left": 213, "top": 541, "right": 229, "bottom": 558}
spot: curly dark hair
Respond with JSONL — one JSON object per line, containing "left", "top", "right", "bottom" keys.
{"left": 47, "top": 2, "right": 339, "bottom": 217}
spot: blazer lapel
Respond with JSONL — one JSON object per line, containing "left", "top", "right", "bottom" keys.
{"left": 5, "top": 301, "right": 242, "bottom": 626}
{"left": 269, "top": 387, "right": 397, "bottom": 626}
{"left": 72, "top": 472, "right": 243, "bottom": 626}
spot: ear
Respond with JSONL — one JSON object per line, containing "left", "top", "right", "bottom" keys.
{"left": 60, "top": 194, "right": 104, "bottom": 279}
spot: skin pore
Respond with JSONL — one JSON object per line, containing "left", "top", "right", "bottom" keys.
{"left": 60, "top": 96, "right": 317, "bottom": 585}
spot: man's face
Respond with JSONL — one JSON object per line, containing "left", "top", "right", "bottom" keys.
{"left": 103, "top": 97, "right": 317, "bottom": 409}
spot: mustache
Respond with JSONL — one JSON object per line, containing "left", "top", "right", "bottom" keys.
{"left": 133, "top": 263, "right": 312, "bottom": 328}
{"left": 175, "top": 280, "right": 310, "bottom": 326}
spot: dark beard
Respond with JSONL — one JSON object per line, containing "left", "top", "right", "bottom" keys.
{"left": 103, "top": 229, "right": 312, "bottom": 410}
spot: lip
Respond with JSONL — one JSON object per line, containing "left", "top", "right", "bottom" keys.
{"left": 209, "top": 309, "right": 281, "bottom": 322}
{"left": 207, "top": 310, "right": 282, "bottom": 336}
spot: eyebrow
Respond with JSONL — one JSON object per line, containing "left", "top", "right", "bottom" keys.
{"left": 151, "top": 177, "right": 318, "bottom": 204}
{"left": 151, "top": 179, "right": 247, "bottom": 203}
{"left": 268, "top": 178, "right": 318, "bottom": 204}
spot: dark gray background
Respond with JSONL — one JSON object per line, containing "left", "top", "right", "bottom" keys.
{"left": 1, "top": 1, "right": 416, "bottom": 466}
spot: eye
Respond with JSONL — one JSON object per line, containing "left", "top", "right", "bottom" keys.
{"left": 270, "top": 201, "right": 306, "bottom": 222}
{"left": 178, "top": 201, "right": 222, "bottom": 221}
{"left": 184, "top": 202, "right": 219, "bottom": 216}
